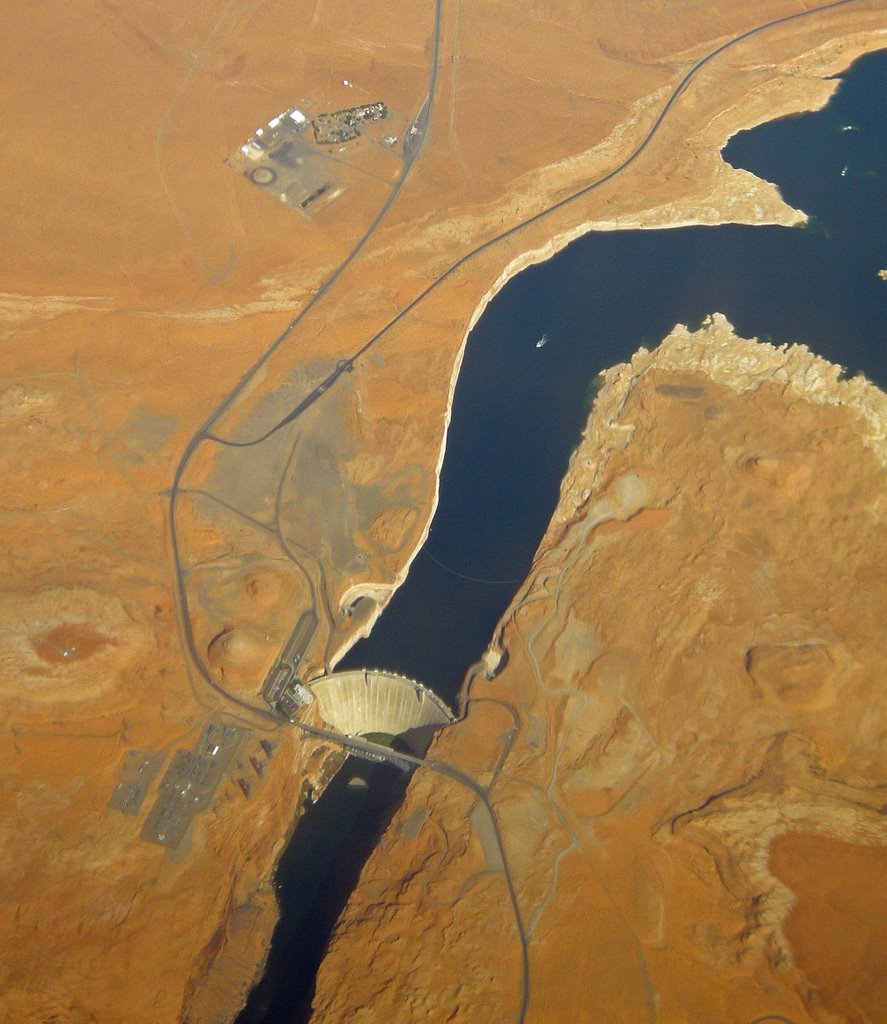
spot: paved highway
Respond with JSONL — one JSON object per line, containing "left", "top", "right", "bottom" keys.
{"left": 169, "top": 1, "right": 872, "bottom": 718}
{"left": 168, "top": 0, "right": 446, "bottom": 720}
{"left": 196, "top": 0, "right": 870, "bottom": 460}
{"left": 294, "top": 718, "right": 531, "bottom": 1021}
{"left": 165, "top": 3, "right": 872, "bottom": 1017}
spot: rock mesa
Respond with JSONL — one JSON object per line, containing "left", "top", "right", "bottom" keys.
{"left": 310, "top": 315, "right": 887, "bottom": 1024}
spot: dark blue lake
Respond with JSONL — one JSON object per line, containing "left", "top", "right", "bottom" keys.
{"left": 237, "top": 47, "right": 886, "bottom": 1024}
{"left": 340, "top": 47, "right": 885, "bottom": 701}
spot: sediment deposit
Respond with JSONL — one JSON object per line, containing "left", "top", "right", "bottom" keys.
{"left": 310, "top": 315, "right": 887, "bottom": 1023}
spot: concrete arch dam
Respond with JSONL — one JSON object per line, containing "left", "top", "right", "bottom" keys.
{"left": 309, "top": 670, "right": 454, "bottom": 756}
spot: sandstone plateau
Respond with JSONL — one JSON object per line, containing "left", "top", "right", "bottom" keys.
{"left": 310, "top": 316, "right": 887, "bottom": 1024}
{"left": 1, "top": 0, "right": 885, "bottom": 1022}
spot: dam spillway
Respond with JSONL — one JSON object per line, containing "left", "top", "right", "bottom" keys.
{"left": 309, "top": 669, "right": 454, "bottom": 755}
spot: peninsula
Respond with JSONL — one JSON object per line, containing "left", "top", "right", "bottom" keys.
{"left": 0, "top": 1, "right": 883, "bottom": 1021}
{"left": 311, "top": 315, "right": 887, "bottom": 1023}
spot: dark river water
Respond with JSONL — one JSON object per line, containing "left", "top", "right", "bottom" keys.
{"left": 235, "top": 48, "right": 885, "bottom": 1024}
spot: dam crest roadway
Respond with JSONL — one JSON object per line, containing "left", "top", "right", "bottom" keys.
{"left": 257, "top": 610, "right": 454, "bottom": 756}
{"left": 308, "top": 669, "right": 454, "bottom": 758}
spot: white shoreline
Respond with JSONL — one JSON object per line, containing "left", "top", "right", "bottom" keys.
{"left": 328, "top": 33, "right": 885, "bottom": 673}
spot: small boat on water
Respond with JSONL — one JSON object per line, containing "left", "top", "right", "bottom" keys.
{"left": 536, "top": 333, "right": 549, "bottom": 349}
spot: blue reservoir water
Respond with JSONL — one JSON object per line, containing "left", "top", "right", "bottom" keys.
{"left": 340, "top": 48, "right": 885, "bottom": 701}
{"left": 237, "top": 48, "right": 885, "bottom": 1024}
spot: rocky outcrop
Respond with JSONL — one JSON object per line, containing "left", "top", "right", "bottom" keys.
{"left": 310, "top": 316, "right": 887, "bottom": 1023}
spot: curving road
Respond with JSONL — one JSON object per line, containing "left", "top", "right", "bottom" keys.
{"left": 164, "top": 2, "right": 875, "bottom": 1018}
{"left": 293, "top": 718, "right": 531, "bottom": 1022}
{"left": 168, "top": 0, "right": 446, "bottom": 721}
{"left": 170, "top": 0, "right": 872, "bottom": 725}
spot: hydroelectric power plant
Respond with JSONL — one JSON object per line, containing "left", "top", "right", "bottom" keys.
{"left": 309, "top": 669, "right": 454, "bottom": 756}
{"left": 259, "top": 612, "right": 454, "bottom": 757}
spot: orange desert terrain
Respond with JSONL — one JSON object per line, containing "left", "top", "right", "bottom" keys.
{"left": 311, "top": 316, "right": 887, "bottom": 1023}
{"left": 0, "top": 0, "right": 884, "bottom": 1021}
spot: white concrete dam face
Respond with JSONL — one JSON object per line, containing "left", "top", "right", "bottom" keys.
{"left": 309, "top": 670, "right": 453, "bottom": 755}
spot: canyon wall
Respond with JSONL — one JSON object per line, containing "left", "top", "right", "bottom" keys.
{"left": 310, "top": 315, "right": 887, "bottom": 1023}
